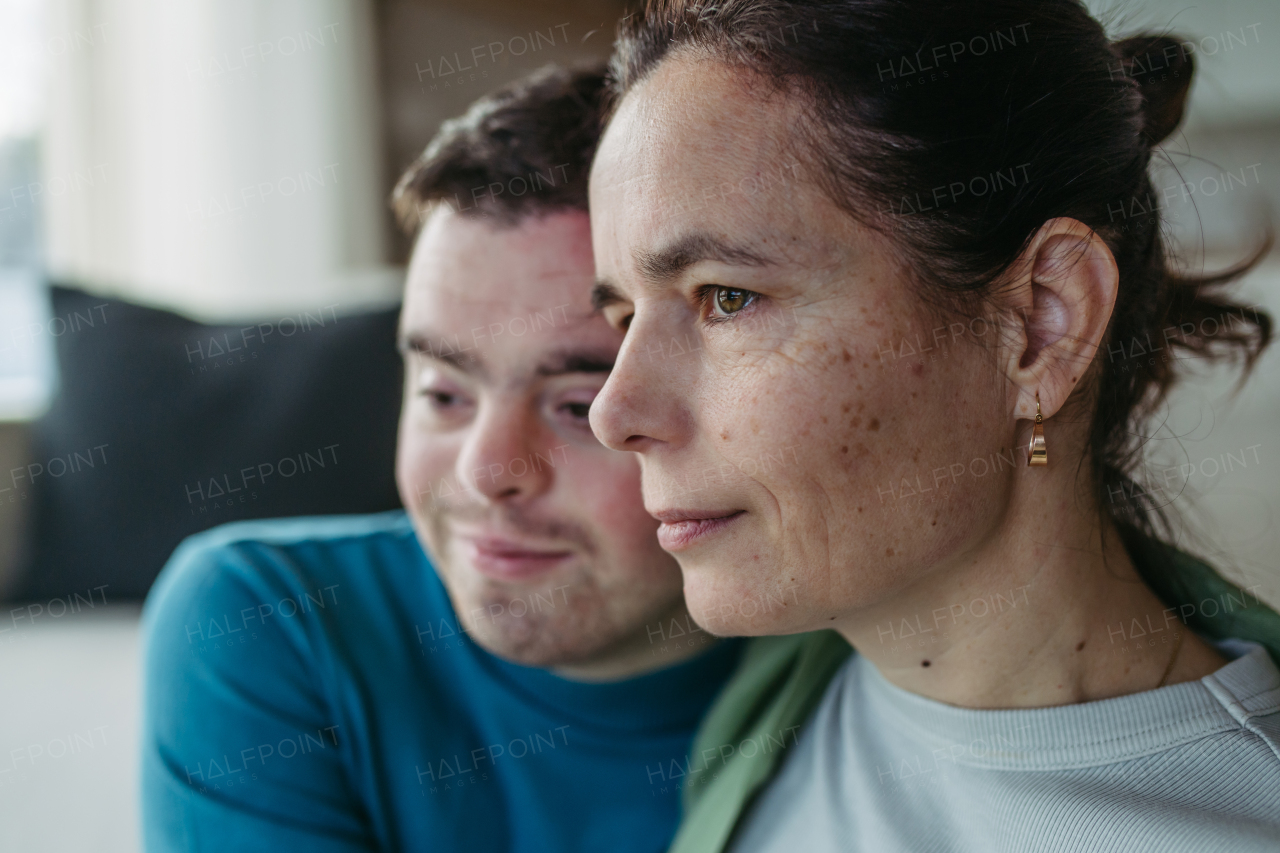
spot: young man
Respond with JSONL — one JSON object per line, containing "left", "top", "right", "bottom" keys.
{"left": 140, "top": 65, "right": 742, "bottom": 852}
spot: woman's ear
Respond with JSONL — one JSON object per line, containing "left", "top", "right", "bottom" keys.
{"left": 1000, "top": 217, "right": 1119, "bottom": 420}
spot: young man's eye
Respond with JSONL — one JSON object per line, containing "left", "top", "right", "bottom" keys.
{"left": 602, "top": 305, "right": 633, "bottom": 332}
{"left": 420, "top": 389, "right": 463, "bottom": 408}
{"left": 560, "top": 402, "right": 592, "bottom": 420}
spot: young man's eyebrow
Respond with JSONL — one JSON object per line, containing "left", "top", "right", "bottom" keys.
{"left": 590, "top": 280, "right": 627, "bottom": 313}
{"left": 399, "top": 334, "right": 609, "bottom": 378}
{"left": 534, "top": 350, "right": 616, "bottom": 376}
{"left": 397, "top": 333, "right": 487, "bottom": 376}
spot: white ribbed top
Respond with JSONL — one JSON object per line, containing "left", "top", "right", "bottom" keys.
{"left": 730, "top": 639, "right": 1280, "bottom": 853}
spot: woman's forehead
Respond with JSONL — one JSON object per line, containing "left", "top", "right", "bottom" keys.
{"left": 599, "top": 60, "right": 803, "bottom": 189}
{"left": 591, "top": 63, "right": 838, "bottom": 267}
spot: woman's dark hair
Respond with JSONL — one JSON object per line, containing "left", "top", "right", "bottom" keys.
{"left": 393, "top": 63, "right": 607, "bottom": 231}
{"left": 608, "top": 0, "right": 1271, "bottom": 541}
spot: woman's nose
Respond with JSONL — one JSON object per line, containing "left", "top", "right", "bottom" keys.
{"left": 590, "top": 316, "right": 687, "bottom": 454}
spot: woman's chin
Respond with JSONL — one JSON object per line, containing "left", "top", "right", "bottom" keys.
{"left": 682, "top": 572, "right": 817, "bottom": 637}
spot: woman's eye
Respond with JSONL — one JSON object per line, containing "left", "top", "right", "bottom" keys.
{"left": 712, "top": 286, "right": 757, "bottom": 317}
{"left": 559, "top": 402, "right": 592, "bottom": 421}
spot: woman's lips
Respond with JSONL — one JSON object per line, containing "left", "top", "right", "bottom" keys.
{"left": 652, "top": 510, "right": 744, "bottom": 552}
{"left": 460, "top": 537, "right": 574, "bottom": 581}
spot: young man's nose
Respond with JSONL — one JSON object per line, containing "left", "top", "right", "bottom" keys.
{"left": 456, "top": 402, "right": 555, "bottom": 502}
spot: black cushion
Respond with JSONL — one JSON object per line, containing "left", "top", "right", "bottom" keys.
{"left": 12, "top": 285, "right": 404, "bottom": 601}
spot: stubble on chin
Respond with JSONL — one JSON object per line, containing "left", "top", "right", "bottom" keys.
{"left": 458, "top": 570, "right": 621, "bottom": 667}
{"left": 420, "top": 501, "right": 621, "bottom": 665}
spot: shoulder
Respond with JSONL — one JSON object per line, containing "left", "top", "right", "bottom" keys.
{"left": 142, "top": 511, "right": 426, "bottom": 672}
{"left": 146, "top": 511, "right": 417, "bottom": 616}
{"left": 163, "top": 509, "right": 417, "bottom": 567}
{"left": 1202, "top": 641, "right": 1280, "bottom": 761}
{"left": 139, "top": 514, "right": 422, "bottom": 844}
{"left": 141, "top": 512, "right": 434, "bottom": 739}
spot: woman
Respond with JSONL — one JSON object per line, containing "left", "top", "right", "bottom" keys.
{"left": 586, "top": 1, "right": 1280, "bottom": 850}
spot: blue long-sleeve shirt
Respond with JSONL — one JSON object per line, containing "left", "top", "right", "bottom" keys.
{"left": 141, "top": 511, "right": 741, "bottom": 852}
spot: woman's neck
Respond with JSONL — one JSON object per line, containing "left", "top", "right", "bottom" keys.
{"left": 836, "top": 466, "right": 1227, "bottom": 709}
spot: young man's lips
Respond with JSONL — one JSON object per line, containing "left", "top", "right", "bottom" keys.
{"left": 651, "top": 510, "right": 744, "bottom": 552}
{"left": 459, "top": 536, "right": 575, "bottom": 581}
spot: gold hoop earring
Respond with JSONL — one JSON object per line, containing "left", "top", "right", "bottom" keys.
{"left": 1027, "top": 392, "right": 1047, "bottom": 467}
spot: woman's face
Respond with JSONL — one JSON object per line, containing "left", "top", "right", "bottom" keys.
{"left": 588, "top": 54, "right": 1019, "bottom": 636}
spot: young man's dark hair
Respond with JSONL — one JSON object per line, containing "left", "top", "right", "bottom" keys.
{"left": 392, "top": 63, "right": 607, "bottom": 230}
{"left": 140, "top": 62, "right": 737, "bottom": 853}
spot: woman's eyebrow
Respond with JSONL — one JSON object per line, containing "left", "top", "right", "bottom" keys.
{"left": 534, "top": 349, "right": 617, "bottom": 376}
{"left": 635, "top": 231, "right": 778, "bottom": 284}
{"left": 591, "top": 231, "right": 782, "bottom": 313}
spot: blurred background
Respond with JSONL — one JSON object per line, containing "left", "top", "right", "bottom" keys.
{"left": 0, "top": 0, "right": 1276, "bottom": 850}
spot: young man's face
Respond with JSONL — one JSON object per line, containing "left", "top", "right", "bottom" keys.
{"left": 396, "top": 205, "right": 686, "bottom": 668}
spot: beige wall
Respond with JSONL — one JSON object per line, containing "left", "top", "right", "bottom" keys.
{"left": 38, "top": 0, "right": 631, "bottom": 321}
{"left": 0, "top": 423, "right": 31, "bottom": 597}
{"left": 42, "top": 0, "right": 400, "bottom": 323}
{"left": 377, "top": 0, "right": 628, "bottom": 261}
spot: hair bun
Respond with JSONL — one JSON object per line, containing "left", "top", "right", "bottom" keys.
{"left": 1113, "top": 35, "right": 1194, "bottom": 147}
